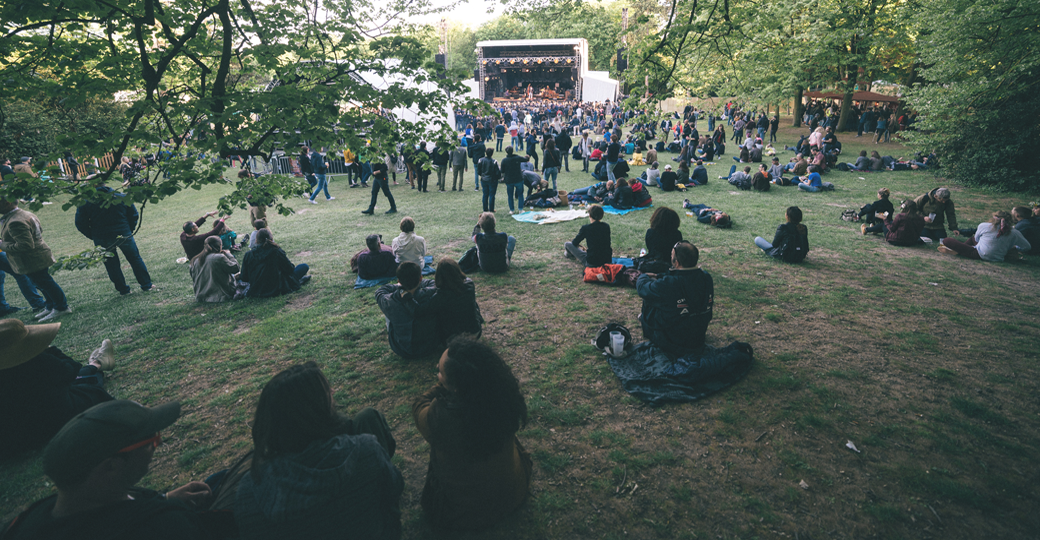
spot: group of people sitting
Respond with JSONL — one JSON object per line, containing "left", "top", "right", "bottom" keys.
{"left": 2, "top": 318, "right": 531, "bottom": 537}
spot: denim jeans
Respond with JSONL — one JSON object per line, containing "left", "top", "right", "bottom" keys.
{"left": 0, "top": 252, "right": 45, "bottom": 309}
{"left": 27, "top": 268, "right": 68, "bottom": 311}
{"left": 505, "top": 236, "right": 516, "bottom": 260}
{"left": 473, "top": 162, "right": 481, "bottom": 189}
{"left": 496, "top": 137, "right": 504, "bottom": 151}
{"left": 505, "top": 182, "right": 524, "bottom": 212}
{"left": 754, "top": 237, "right": 773, "bottom": 252}
{"left": 367, "top": 176, "right": 396, "bottom": 211}
{"left": 797, "top": 183, "right": 821, "bottom": 192}
{"left": 294, "top": 264, "right": 309, "bottom": 281}
{"left": 561, "top": 152, "right": 570, "bottom": 171}
{"left": 606, "top": 160, "right": 617, "bottom": 182}
{"left": 757, "top": 127, "right": 766, "bottom": 139}
{"left": 481, "top": 180, "right": 498, "bottom": 212}
{"left": 309, "top": 173, "right": 330, "bottom": 200}
{"left": 543, "top": 167, "right": 559, "bottom": 190}
{"left": 722, "top": 165, "right": 736, "bottom": 179}
{"left": 95, "top": 236, "right": 152, "bottom": 294}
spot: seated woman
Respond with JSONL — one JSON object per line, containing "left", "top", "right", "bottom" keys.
{"left": 682, "top": 200, "right": 732, "bottom": 227}
{"left": 733, "top": 145, "right": 750, "bottom": 163}
{"left": 471, "top": 212, "right": 516, "bottom": 272}
{"left": 412, "top": 336, "right": 531, "bottom": 532}
{"left": 228, "top": 362, "right": 403, "bottom": 539}
{"left": 675, "top": 160, "right": 690, "bottom": 187}
{"left": 866, "top": 199, "right": 925, "bottom": 246}
{"left": 429, "top": 259, "right": 484, "bottom": 342}
{"left": 239, "top": 228, "right": 311, "bottom": 298}
{"left": 351, "top": 234, "right": 397, "bottom": 280}
{"left": 644, "top": 161, "right": 661, "bottom": 187}
{"left": 642, "top": 207, "right": 682, "bottom": 271}
{"left": 392, "top": 216, "right": 426, "bottom": 268}
{"left": 0, "top": 320, "right": 115, "bottom": 457}
{"left": 629, "top": 150, "right": 645, "bottom": 166}
{"left": 857, "top": 188, "right": 895, "bottom": 233}
{"left": 846, "top": 150, "right": 872, "bottom": 171}
{"left": 938, "top": 210, "right": 1031, "bottom": 261}
{"left": 189, "top": 236, "right": 240, "bottom": 302}
{"left": 698, "top": 138, "right": 716, "bottom": 161}
{"left": 606, "top": 178, "right": 634, "bottom": 210}
{"left": 589, "top": 147, "right": 604, "bottom": 161}
{"left": 524, "top": 180, "right": 560, "bottom": 208}
{"left": 754, "top": 206, "right": 809, "bottom": 262}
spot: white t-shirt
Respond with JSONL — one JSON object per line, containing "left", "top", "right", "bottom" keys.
{"left": 974, "top": 222, "right": 1031, "bottom": 261}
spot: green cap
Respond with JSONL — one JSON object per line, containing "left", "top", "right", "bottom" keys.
{"left": 43, "top": 400, "right": 181, "bottom": 488}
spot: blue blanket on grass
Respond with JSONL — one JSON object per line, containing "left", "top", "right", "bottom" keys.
{"left": 606, "top": 341, "right": 753, "bottom": 405}
{"left": 353, "top": 256, "right": 434, "bottom": 289}
{"left": 601, "top": 205, "right": 652, "bottom": 216}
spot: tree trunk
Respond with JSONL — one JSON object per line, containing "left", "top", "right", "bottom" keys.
{"left": 792, "top": 88, "right": 804, "bottom": 127}
{"left": 837, "top": 88, "right": 854, "bottom": 132}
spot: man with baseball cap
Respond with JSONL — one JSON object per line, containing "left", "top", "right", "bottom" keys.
{"left": 0, "top": 319, "right": 115, "bottom": 457}
{"left": 2, "top": 400, "right": 221, "bottom": 539}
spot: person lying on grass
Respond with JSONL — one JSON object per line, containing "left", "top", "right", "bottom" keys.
{"left": 682, "top": 200, "right": 732, "bottom": 228}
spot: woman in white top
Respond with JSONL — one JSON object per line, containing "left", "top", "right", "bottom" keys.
{"left": 938, "top": 210, "right": 1031, "bottom": 261}
{"left": 392, "top": 216, "right": 426, "bottom": 268}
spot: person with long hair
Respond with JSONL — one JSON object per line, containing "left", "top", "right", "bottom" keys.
{"left": 412, "top": 336, "right": 531, "bottom": 532}
{"left": 231, "top": 362, "right": 402, "bottom": 539}
{"left": 938, "top": 210, "right": 1031, "bottom": 260}
{"left": 239, "top": 228, "right": 310, "bottom": 297}
{"left": 430, "top": 259, "right": 483, "bottom": 342}
{"left": 877, "top": 199, "right": 926, "bottom": 246}
{"left": 189, "top": 236, "right": 239, "bottom": 302}
{"left": 471, "top": 212, "right": 515, "bottom": 272}
{"left": 754, "top": 206, "right": 810, "bottom": 262}
{"left": 644, "top": 207, "right": 683, "bottom": 264}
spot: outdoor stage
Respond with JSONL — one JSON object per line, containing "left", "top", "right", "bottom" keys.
{"left": 475, "top": 39, "right": 618, "bottom": 103}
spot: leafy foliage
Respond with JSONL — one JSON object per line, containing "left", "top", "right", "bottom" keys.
{"left": 905, "top": 0, "right": 1040, "bottom": 191}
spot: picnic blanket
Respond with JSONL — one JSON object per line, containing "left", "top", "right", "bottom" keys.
{"left": 601, "top": 205, "right": 652, "bottom": 216}
{"left": 512, "top": 208, "right": 588, "bottom": 224}
{"left": 611, "top": 257, "right": 634, "bottom": 267}
{"left": 606, "top": 341, "right": 754, "bottom": 405}
{"left": 353, "top": 256, "right": 434, "bottom": 289}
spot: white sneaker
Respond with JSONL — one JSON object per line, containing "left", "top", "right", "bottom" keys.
{"left": 39, "top": 306, "right": 72, "bottom": 322}
{"left": 327, "top": 197, "right": 336, "bottom": 201}
{"left": 89, "top": 339, "right": 116, "bottom": 371}
{"left": 34, "top": 308, "right": 54, "bottom": 319}
{"left": 309, "top": 200, "right": 318, "bottom": 205}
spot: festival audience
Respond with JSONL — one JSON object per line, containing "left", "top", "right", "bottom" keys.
{"left": 189, "top": 236, "right": 239, "bottom": 302}
{"left": 180, "top": 210, "right": 224, "bottom": 259}
{"left": 682, "top": 201, "right": 732, "bottom": 227}
{"left": 429, "top": 259, "right": 484, "bottom": 342}
{"left": 636, "top": 241, "right": 714, "bottom": 356}
{"left": 352, "top": 234, "right": 397, "bottom": 280}
{"left": 914, "top": 187, "right": 959, "bottom": 241}
{"left": 0, "top": 198, "right": 71, "bottom": 322}
{"left": 471, "top": 212, "right": 516, "bottom": 272}
{"left": 938, "top": 211, "right": 1031, "bottom": 261}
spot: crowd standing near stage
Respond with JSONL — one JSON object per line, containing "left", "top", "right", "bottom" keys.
{"left": 2, "top": 93, "right": 1038, "bottom": 538}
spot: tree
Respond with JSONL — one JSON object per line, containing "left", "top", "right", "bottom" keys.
{"left": 905, "top": 0, "right": 1040, "bottom": 191}
{"left": 0, "top": 0, "right": 472, "bottom": 216}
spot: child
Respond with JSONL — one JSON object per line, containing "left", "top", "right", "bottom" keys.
{"left": 564, "top": 204, "right": 611, "bottom": 267}
{"left": 754, "top": 206, "right": 809, "bottom": 262}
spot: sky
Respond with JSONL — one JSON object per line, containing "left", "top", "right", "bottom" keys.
{"left": 412, "top": 0, "right": 505, "bottom": 29}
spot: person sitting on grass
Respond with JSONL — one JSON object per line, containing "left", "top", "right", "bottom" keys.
{"left": 938, "top": 210, "right": 1031, "bottom": 261}
{"left": 642, "top": 207, "right": 683, "bottom": 272}
{"left": 858, "top": 188, "right": 895, "bottom": 234}
{"left": 682, "top": 200, "right": 732, "bottom": 228}
{"left": 568, "top": 180, "right": 613, "bottom": 203}
{"left": 248, "top": 218, "right": 266, "bottom": 250}
{"left": 795, "top": 165, "right": 825, "bottom": 192}
{"left": 392, "top": 216, "right": 426, "bottom": 268}
{"left": 523, "top": 180, "right": 561, "bottom": 208}
{"left": 846, "top": 150, "right": 872, "bottom": 172}
{"left": 914, "top": 187, "right": 959, "bottom": 241}
{"left": 471, "top": 212, "right": 516, "bottom": 272}
{"left": 659, "top": 165, "right": 678, "bottom": 192}
{"left": 429, "top": 259, "right": 484, "bottom": 342}
{"left": 412, "top": 336, "right": 531, "bottom": 532}
{"left": 1012, "top": 206, "right": 1040, "bottom": 255}
{"left": 190, "top": 236, "right": 240, "bottom": 303}
{"left": 768, "top": 157, "right": 787, "bottom": 185}
{"left": 636, "top": 241, "right": 715, "bottom": 356}
{"left": 239, "top": 228, "right": 311, "bottom": 298}
{"left": 752, "top": 164, "right": 771, "bottom": 191}
{"left": 227, "top": 362, "right": 402, "bottom": 540}
{"left": 0, "top": 319, "right": 116, "bottom": 458}
{"left": 564, "top": 204, "right": 612, "bottom": 268}
{"left": 863, "top": 199, "right": 925, "bottom": 246}
{"left": 605, "top": 178, "right": 634, "bottom": 210}
{"left": 375, "top": 262, "right": 439, "bottom": 359}
{"left": 644, "top": 161, "right": 661, "bottom": 187}
{"left": 723, "top": 165, "right": 752, "bottom": 190}
{"left": 754, "top": 206, "right": 810, "bottom": 262}
{"left": 2, "top": 400, "right": 224, "bottom": 538}
{"left": 689, "top": 160, "right": 709, "bottom": 186}
{"left": 180, "top": 210, "right": 225, "bottom": 259}
{"left": 351, "top": 234, "right": 397, "bottom": 280}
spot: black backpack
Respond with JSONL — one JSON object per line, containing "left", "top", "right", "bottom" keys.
{"left": 778, "top": 224, "right": 809, "bottom": 263}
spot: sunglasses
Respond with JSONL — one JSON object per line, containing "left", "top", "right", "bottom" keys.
{"left": 117, "top": 433, "right": 162, "bottom": 453}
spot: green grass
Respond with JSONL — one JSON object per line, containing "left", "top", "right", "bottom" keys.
{"left": 2, "top": 119, "right": 1039, "bottom": 539}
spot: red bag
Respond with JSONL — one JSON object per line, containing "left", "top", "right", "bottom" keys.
{"left": 583, "top": 264, "right": 625, "bottom": 284}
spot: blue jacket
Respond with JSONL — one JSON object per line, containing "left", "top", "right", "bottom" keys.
{"left": 74, "top": 186, "right": 139, "bottom": 239}
{"left": 310, "top": 151, "right": 327, "bottom": 174}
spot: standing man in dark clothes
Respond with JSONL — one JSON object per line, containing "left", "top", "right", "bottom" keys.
{"left": 450, "top": 144, "right": 468, "bottom": 192}
{"left": 564, "top": 204, "right": 612, "bottom": 267}
{"left": 362, "top": 158, "right": 397, "bottom": 215}
{"left": 605, "top": 134, "right": 621, "bottom": 182}
{"left": 468, "top": 135, "right": 486, "bottom": 191}
{"left": 499, "top": 147, "right": 529, "bottom": 214}
{"left": 555, "top": 130, "right": 573, "bottom": 172}
{"left": 74, "top": 181, "right": 154, "bottom": 295}
{"left": 431, "top": 143, "right": 450, "bottom": 192}
{"left": 494, "top": 120, "right": 507, "bottom": 152}
{"left": 180, "top": 210, "right": 224, "bottom": 259}
{"left": 299, "top": 146, "right": 317, "bottom": 192}
{"left": 415, "top": 142, "right": 432, "bottom": 193}
{"left": 525, "top": 130, "right": 540, "bottom": 170}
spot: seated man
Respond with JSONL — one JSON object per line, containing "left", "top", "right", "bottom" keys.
{"left": 682, "top": 201, "right": 732, "bottom": 228}
{"left": 659, "top": 165, "right": 678, "bottom": 191}
{"left": 636, "top": 241, "right": 714, "bottom": 356}
{"left": 568, "top": 180, "right": 612, "bottom": 203}
{"left": 375, "top": 262, "right": 440, "bottom": 359}
{"left": 564, "top": 204, "right": 612, "bottom": 267}
{"left": 180, "top": 210, "right": 225, "bottom": 259}
{"left": 689, "top": 160, "right": 709, "bottom": 186}
{"left": 0, "top": 319, "right": 116, "bottom": 457}
{"left": 795, "top": 165, "right": 825, "bottom": 192}
{"left": 351, "top": 234, "right": 397, "bottom": 280}
{"left": 2, "top": 400, "right": 222, "bottom": 538}
{"left": 1012, "top": 206, "right": 1040, "bottom": 255}
{"left": 723, "top": 166, "right": 752, "bottom": 190}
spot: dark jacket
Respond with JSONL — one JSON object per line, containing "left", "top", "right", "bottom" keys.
{"left": 310, "top": 151, "right": 328, "bottom": 174}
{"left": 235, "top": 435, "right": 403, "bottom": 540}
{"left": 375, "top": 280, "right": 440, "bottom": 359}
{"left": 885, "top": 213, "right": 926, "bottom": 246}
{"left": 690, "top": 165, "right": 708, "bottom": 186}
{"left": 767, "top": 223, "right": 809, "bottom": 261}
{"left": 914, "top": 189, "right": 958, "bottom": 232}
{"left": 74, "top": 186, "right": 139, "bottom": 239}
{"left": 644, "top": 228, "right": 682, "bottom": 262}
{"left": 468, "top": 141, "right": 486, "bottom": 165}
{"left": 357, "top": 248, "right": 397, "bottom": 280}
{"left": 180, "top": 217, "right": 224, "bottom": 260}
{"left": 555, "top": 132, "right": 572, "bottom": 151}
{"left": 499, "top": 154, "right": 528, "bottom": 184}
{"left": 608, "top": 186, "right": 633, "bottom": 210}
{"left": 299, "top": 152, "right": 313, "bottom": 174}
{"left": 240, "top": 244, "right": 302, "bottom": 298}
{"left": 636, "top": 268, "right": 714, "bottom": 356}
{"left": 660, "top": 171, "right": 678, "bottom": 191}
{"left": 571, "top": 221, "right": 611, "bottom": 267}
{"left": 429, "top": 279, "right": 484, "bottom": 342}
{"left": 473, "top": 227, "right": 510, "bottom": 273}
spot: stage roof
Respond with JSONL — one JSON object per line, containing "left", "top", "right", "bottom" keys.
{"left": 476, "top": 39, "right": 584, "bottom": 48}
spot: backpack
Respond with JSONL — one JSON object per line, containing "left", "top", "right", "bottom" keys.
{"left": 592, "top": 323, "right": 633, "bottom": 358}
{"left": 631, "top": 181, "right": 652, "bottom": 207}
{"left": 840, "top": 209, "right": 860, "bottom": 222}
{"left": 458, "top": 246, "right": 480, "bottom": 273}
{"left": 778, "top": 224, "right": 809, "bottom": 263}
{"left": 572, "top": 145, "right": 582, "bottom": 159}
{"left": 655, "top": 141, "right": 665, "bottom": 152}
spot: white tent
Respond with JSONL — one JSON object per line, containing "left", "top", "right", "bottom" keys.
{"left": 355, "top": 65, "right": 457, "bottom": 136}
{"left": 583, "top": 71, "right": 619, "bottom": 103}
